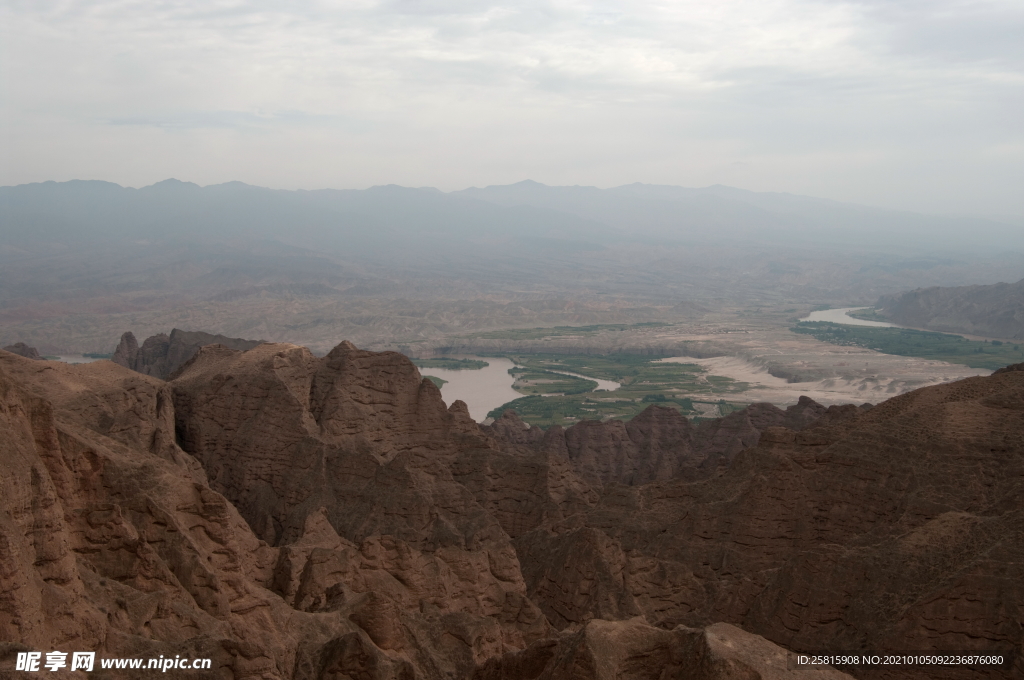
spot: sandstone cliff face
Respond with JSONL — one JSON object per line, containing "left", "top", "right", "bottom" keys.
{"left": 556, "top": 405, "right": 699, "bottom": 487}
{"left": 168, "top": 341, "right": 553, "bottom": 675}
{"left": 2, "top": 345, "right": 1021, "bottom": 680}
{"left": 689, "top": 396, "right": 833, "bottom": 474}
{"left": 111, "top": 328, "right": 264, "bottom": 380}
{"left": 0, "top": 348, "right": 550, "bottom": 680}
{"left": 507, "top": 372, "right": 1024, "bottom": 679}
{"left": 513, "top": 397, "right": 832, "bottom": 489}
{"left": 0, "top": 354, "right": 320, "bottom": 678}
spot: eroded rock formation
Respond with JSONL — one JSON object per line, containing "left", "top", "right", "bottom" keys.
{"left": 111, "top": 328, "right": 263, "bottom": 379}
{"left": 1, "top": 342, "right": 1021, "bottom": 679}
{"left": 1, "top": 342, "right": 43, "bottom": 360}
{"left": 475, "top": 619, "right": 854, "bottom": 680}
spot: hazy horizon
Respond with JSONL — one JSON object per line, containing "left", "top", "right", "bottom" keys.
{"left": 6, "top": 176, "right": 1023, "bottom": 224}
{"left": 3, "top": 1, "right": 1022, "bottom": 219}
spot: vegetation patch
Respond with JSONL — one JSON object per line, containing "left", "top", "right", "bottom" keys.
{"left": 504, "top": 353, "right": 738, "bottom": 391}
{"left": 791, "top": 322, "right": 1024, "bottom": 370}
{"left": 509, "top": 367, "right": 597, "bottom": 396}
{"left": 466, "top": 322, "right": 668, "bottom": 340}
{"left": 412, "top": 358, "right": 488, "bottom": 370}
{"left": 425, "top": 376, "right": 448, "bottom": 388}
{"left": 486, "top": 353, "right": 749, "bottom": 427}
{"left": 487, "top": 395, "right": 742, "bottom": 428}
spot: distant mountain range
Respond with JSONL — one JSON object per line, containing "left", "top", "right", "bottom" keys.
{"left": 458, "top": 180, "right": 1024, "bottom": 252}
{"left": 4, "top": 178, "right": 1023, "bottom": 353}
{"left": 3, "top": 178, "right": 1021, "bottom": 258}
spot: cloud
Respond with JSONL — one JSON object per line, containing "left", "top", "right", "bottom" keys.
{"left": 1, "top": 0, "right": 1021, "bottom": 215}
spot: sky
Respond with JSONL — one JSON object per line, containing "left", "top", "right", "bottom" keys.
{"left": 1, "top": 0, "right": 1022, "bottom": 217}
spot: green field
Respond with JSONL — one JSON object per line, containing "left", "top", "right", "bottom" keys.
{"left": 487, "top": 353, "right": 749, "bottom": 427}
{"left": 425, "top": 376, "right": 448, "bottom": 388}
{"left": 504, "top": 354, "right": 749, "bottom": 393}
{"left": 487, "top": 394, "right": 743, "bottom": 427}
{"left": 466, "top": 322, "right": 668, "bottom": 341}
{"left": 792, "top": 322, "right": 1024, "bottom": 370}
{"left": 508, "top": 367, "right": 597, "bottom": 395}
{"left": 412, "top": 358, "right": 488, "bottom": 370}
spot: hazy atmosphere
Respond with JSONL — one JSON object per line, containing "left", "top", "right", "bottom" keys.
{"left": 4, "top": 2, "right": 1024, "bottom": 678}
{"left": 3, "top": 0, "right": 1023, "bottom": 217}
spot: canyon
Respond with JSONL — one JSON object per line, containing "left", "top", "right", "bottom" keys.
{"left": 1, "top": 341, "right": 1021, "bottom": 679}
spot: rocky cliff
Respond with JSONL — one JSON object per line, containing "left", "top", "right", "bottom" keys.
{"left": 877, "top": 278, "right": 1024, "bottom": 340}
{"left": 1, "top": 343, "right": 1021, "bottom": 679}
{"left": 1, "top": 343, "right": 43, "bottom": 360}
{"left": 111, "top": 328, "right": 264, "bottom": 379}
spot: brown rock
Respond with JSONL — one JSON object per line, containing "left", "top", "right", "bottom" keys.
{"left": 349, "top": 591, "right": 407, "bottom": 651}
{"left": 0, "top": 351, "right": 325, "bottom": 678}
{"left": 692, "top": 397, "right": 827, "bottom": 473}
{"left": 515, "top": 527, "right": 641, "bottom": 629}
{"left": 511, "top": 372, "right": 1024, "bottom": 678}
{"left": 1, "top": 342, "right": 43, "bottom": 360}
{"left": 494, "top": 399, "right": 830, "bottom": 488}
{"left": 4, "top": 340, "right": 1023, "bottom": 680}
{"left": 484, "top": 410, "right": 545, "bottom": 448}
{"left": 169, "top": 340, "right": 550, "bottom": 664}
{"left": 525, "top": 405, "right": 699, "bottom": 487}
{"left": 677, "top": 622, "right": 854, "bottom": 680}
{"left": 474, "top": 618, "right": 854, "bottom": 680}
{"left": 111, "top": 328, "right": 263, "bottom": 379}
{"left": 993, "top": 361, "right": 1024, "bottom": 374}
{"left": 451, "top": 444, "right": 598, "bottom": 540}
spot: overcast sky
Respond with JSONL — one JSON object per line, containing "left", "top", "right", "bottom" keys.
{"left": 1, "top": 0, "right": 1021, "bottom": 216}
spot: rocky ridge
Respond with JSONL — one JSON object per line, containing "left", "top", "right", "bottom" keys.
{"left": 112, "top": 328, "right": 264, "bottom": 379}
{"left": 1, "top": 341, "right": 1022, "bottom": 679}
{"left": 877, "top": 278, "right": 1024, "bottom": 340}
{"left": 0, "top": 343, "right": 42, "bottom": 360}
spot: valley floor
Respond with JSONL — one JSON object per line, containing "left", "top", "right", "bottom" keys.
{"left": 412, "top": 312, "right": 991, "bottom": 424}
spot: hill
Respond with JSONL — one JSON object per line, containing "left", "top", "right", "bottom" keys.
{"left": 877, "top": 278, "right": 1024, "bottom": 340}
{"left": 4, "top": 179, "right": 1024, "bottom": 355}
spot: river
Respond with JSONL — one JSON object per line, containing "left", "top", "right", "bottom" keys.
{"left": 799, "top": 307, "right": 896, "bottom": 328}
{"left": 419, "top": 357, "right": 523, "bottom": 422}
{"left": 419, "top": 356, "right": 620, "bottom": 422}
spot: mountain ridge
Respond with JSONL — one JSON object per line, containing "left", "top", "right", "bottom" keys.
{"left": 878, "top": 278, "right": 1024, "bottom": 340}
{"left": 4, "top": 178, "right": 1020, "bottom": 254}
{"left": 1, "top": 341, "right": 1021, "bottom": 678}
